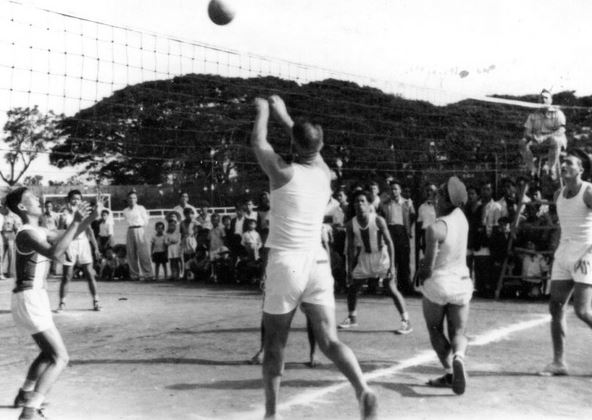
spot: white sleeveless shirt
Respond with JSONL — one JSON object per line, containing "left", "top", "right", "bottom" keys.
{"left": 266, "top": 163, "right": 331, "bottom": 251}
{"left": 432, "top": 208, "right": 470, "bottom": 279}
{"left": 556, "top": 181, "right": 592, "bottom": 245}
{"left": 352, "top": 213, "right": 384, "bottom": 253}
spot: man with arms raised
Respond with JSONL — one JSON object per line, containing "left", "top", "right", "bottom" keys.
{"left": 540, "top": 148, "right": 592, "bottom": 376}
{"left": 7, "top": 187, "right": 99, "bottom": 419}
{"left": 252, "top": 95, "right": 377, "bottom": 420}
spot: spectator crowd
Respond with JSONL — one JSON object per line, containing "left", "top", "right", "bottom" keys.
{"left": 0, "top": 179, "right": 558, "bottom": 300}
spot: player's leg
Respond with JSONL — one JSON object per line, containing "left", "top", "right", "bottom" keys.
{"left": 301, "top": 302, "right": 377, "bottom": 419}
{"left": 262, "top": 309, "right": 296, "bottom": 419}
{"left": 58, "top": 265, "right": 74, "bottom": 311}
{"left": 18, "top": 327, "right": 69, "bottom": 419}
{"left": 423, "top": 297, "right": 453, "bottom": 386}
{"left": 81, "top": 263, "right": 100, "bottom": 310}
{"left": 305, "top": 314, "right": 317, "bottom": 367}
{"left": 572, "top": 283, "right": 592, "bottom": 328}
{"left": 445, "top": 303, "right": 470, "bottom": 395}
{"left": 542, "top": 280, "right": 574, "bottom": 375}
{"left": 386, "top": 276, "right": 412, "bottom": 334}
{"left": 339, "top": 279, "right": 363, "bottom": 328}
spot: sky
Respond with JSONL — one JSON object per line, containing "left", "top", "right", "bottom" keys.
{"left": 1, "top": 0, "right": 592, "bottom": 183}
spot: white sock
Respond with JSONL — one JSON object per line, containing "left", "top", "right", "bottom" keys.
{"left": 22, "top": 379, "right": 35, "bottom": 392}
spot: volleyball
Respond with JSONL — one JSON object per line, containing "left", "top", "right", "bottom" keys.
{"left": 208, "top": 0, "right": 235, "bottom": 25}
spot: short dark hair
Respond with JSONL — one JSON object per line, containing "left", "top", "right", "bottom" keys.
{"left": 183, "top": 207, "right": 195, "bottom": 216}
{"left": 352, "top": 190, "right": 372, "bottom": 203}
{"left": 389, "top": 179, "right": 402, "bottom": 188}
{"left": 45, "top": 200, "right": 53, "bottom": 206}
{"left": 67, "top": 189, "right": 82, "bottom": 200}
{"left": 101, "top": 209, "right": 110, "bottom": 216}
{"left": 5, "top": 187, "right": 28, "bottom": 216}
{"left": 292, "top": 119, "right": 323, "bottom": 154}
{"left": 155, "top": 221, "right": 165, "bottom": 229}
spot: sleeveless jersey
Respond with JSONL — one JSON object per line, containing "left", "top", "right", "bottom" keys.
{"left": 556, "top": 181, "right": 592, "bottom": 245}
{"left": 432, "top": 208, "right": 470, "bottom": 279}
{"left": 352, "top": 213, "right": 384, "bottom": 253}
{"left": 14, "top": 225, "right": 51, "bottom": 292}
{"left": 266, "top": 163, "right": 331, "bottom": 251}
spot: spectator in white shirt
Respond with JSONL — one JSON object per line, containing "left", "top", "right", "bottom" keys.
{"left": 172, "top": 192, "right": 197, "bottom": 220}
{"left": 122, "top": 191, "right": 153, "bottom": 281}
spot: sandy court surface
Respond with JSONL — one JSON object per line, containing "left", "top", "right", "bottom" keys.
{"left": 1, "top": 277, "right": 592, "bottom": 420}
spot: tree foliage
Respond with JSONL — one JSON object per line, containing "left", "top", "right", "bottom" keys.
{"left": 1, "top": 106, "right": 61, "bottom": 186}
{"left": 51, "top": 75, "right": 592, "bottom": 197}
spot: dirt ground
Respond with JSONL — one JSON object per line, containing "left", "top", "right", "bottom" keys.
{"left": 1, "top": 277, "right": 592, "bottom": 420}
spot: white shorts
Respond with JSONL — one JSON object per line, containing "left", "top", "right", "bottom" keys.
{"left": 11, "top": 289, "right": 55, "bottom": 335}
{"left": 62, "top": 238, "right": 93, "bottom": 267}
{"left": 352, "top": 247, "right": 390, "bottom": 279}
{"left": 422, "top": 275, "right": 473, "bottom": 306}
{"left": 551, "top": 242, "right": 592, "bottom": 285}
{"left": 263, "top": 247, "right": 334, "bottom": 315}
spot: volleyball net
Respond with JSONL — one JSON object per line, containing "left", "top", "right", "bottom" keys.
{"left": 1, "top": 0, "right": 591, "bottom": 200}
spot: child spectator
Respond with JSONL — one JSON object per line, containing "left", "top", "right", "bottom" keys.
{"left": 221, "top": 215, "right": 232, "bottom": 248}
{"left": 208, "top": 214, "right": 226, "bottom": 259}
{"left": 151, "top": 221, "right": 168, "bottom": 281}
{"left": 241, "top": 218, "right": 262, "bottom": 261}
{"left": 112, "top": 245, "right": 130, "bottom": 281}
{"left": 180, "top": 207, "right": 197, "bottom": 264}
{"left": 97, "top": 209, "right": 114, "bottom": 256}
{"left": 165, "top": 213, "right": 181, "bottom": 281}
{"left": 99, "top": 248, "right": 119, "bottom": 281}
{"left": 185, "top": 242, "right": 210, "bottom": 281}
{"left": 520, "top": 240, "right": 549, "bottom": 298}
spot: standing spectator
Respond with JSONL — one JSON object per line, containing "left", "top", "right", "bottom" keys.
{"left": 2, "top": 208, "right": 22, "bottom": 278}
{"left": 520, "top": 89, "right": 567, "bottom": 181}
{"left": 165, "top": 213, "right": 182, "bottom": 281}
{"left": 464, "top": 186, "right": 484, "bottom": 279}
{"left": 244, "top": 198, "right": 258, "bottom": 222}
{"left": 368, "top": 181, "right": 382, "bottom": 212}
{"left": 197, "top": 206, "right": 213, "bottom": 230}
{"left": 96, "top": 209, "right": 114, "bottom": 256}
{"left": 497, "top": 178, "right": 519, "bottom": 221}
{"left": 122, "top": 190, "right": 153, "bottom": 281}
{"left": 379, "top": 180, "right": 416, "bottom": 294}
{"left": 257, "top": 192, "right": 271, "bottom": 244}
{"left": 56, "top": 190, "right": 101, "bottom": 312}
{"left": 172, "top": 192, "right": 197, "bottom": 220}
{"left": 150, "top": 221, "right": 168, "bottom": 281}
{"left": 221, "top": 215, "right": 232, "bottom": 247}
{"left": 242, "top": 218, "right": 262, "bottom": 262}
{"left": 208, "top": 214, "right": 226, "bottom": 260}
{"left": 473, "top": 182, "right": 502, "bottom": 297}
{"left": 229, "top": 203, "right": 247, "bottom": 255}
{"left": 180, "top": 207, "right": 197, "bottom": 264}
{"left": 417, "top": 183, "right": 438, "bottom": 256}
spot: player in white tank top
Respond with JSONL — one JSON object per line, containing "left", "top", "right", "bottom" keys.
{"left": 416, "top": 177, "right": 471, "bottom": 395}
{"left": 251, "top": 95, "right": 377, "bottom": 419}
{"left": 6, "top": 187, "right": 99, "bottom": 420}
{"left": 541, "top": 148, "right": 592, "bottom": 377}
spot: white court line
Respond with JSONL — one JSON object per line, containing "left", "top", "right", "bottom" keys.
{"left": 232, "top": 314, "right": 551, "bottom": 420}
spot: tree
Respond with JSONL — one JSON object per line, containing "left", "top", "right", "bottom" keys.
{"left": 1, "top": 106, "right": 61, "bottom": 186}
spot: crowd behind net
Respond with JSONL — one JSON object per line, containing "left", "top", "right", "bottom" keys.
{"left": 1, "top": 0, "right": 591, "bottom": 196}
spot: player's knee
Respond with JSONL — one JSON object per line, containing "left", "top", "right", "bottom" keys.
{"left": 573, "top": 304, "right": 591, "bottom": 321}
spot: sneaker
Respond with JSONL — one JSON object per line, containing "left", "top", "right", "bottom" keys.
{"left": 359, "top": 390, "right": 378, "bottom": 420}
{"left": 538, "top": 361, "right": 568, "bottom": 376}
{"left": 452, "top": 355, "right": 467, "bottom": 395}
{"left": 93, "top": 300, "right": 102, "bottom": 311}
{"left": 19, "top": 407, "right": 47, "bottom": 420}
{"left": 56, "top": 302, "right": 65, "bottom": 313}
{"left": 426, "top": 373, "right": 453, "bottom": 388}
{"left": 337, "top": 317, "right": 358, "bottom": 329}
{"left": 14, "top": 388, "right": 31, "bottom": 408}
{"left": 394, "top": 320, "right": 413, "bottom": 335}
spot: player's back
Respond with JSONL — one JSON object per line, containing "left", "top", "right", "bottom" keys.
{"left": 267, "top": 163, "right": 331, "bottom": 251}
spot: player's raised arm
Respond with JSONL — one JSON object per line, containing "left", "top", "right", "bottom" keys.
{"left": 250, "top": 97, "right": 292, "bottom": 188}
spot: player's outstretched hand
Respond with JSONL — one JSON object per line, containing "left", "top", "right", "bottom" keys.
{"left": 253, "top": 97, "right": 269, "bottom": 113}
{"left": 73, "top": 201, "right": 92, "bottom": 223}
{"left": 268, "top": 95, "right": 288, "bottom": 118}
